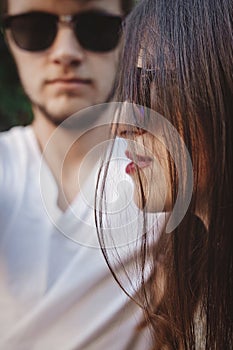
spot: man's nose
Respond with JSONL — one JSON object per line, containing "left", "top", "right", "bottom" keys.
{"left": 49, "top": 26, "right": 85, "bottom": 66}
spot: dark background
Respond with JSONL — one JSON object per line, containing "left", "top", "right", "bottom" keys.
{"left": 0, "top": 31, "right": 32, "bottom": 131}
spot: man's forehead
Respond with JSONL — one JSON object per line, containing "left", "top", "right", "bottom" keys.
{"left": 8, "top": 0, "right": 122, "bottom": 15}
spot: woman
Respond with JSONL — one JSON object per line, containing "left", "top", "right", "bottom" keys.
{"left": 97, "top": 0, "right": 233, "bottom": 349}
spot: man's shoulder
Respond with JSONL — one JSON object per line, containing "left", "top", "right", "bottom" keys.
{"left": 0, "top": 125, "right": 41, "bottom": 182}
{"left": 0, "top": 125, "right": 32, "bottom": 144}
{"left": 0, "top": 125, "right": 37, "bottom": 159}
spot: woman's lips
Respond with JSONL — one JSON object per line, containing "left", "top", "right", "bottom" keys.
{"left": 126, "top": 162, "right": 137, "bottom": 175}
{"left": 125, "top": 150, "right": 153, "bottom": 174}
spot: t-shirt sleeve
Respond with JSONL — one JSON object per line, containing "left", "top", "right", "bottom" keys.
{"left": 0, "top": 129, "right": 26, "bottom": 235}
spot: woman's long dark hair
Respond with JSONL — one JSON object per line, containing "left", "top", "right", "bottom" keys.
{"left": 97, "top": 0, "right": 233, "bottom": 349}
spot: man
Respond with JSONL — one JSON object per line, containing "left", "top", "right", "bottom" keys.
{"left": 0, "top": 0, "right": 153, "bottom": 349}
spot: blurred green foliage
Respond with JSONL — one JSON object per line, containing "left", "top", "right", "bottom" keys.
{"left": 0, "top": 32, "right": 33, "bottom": 131}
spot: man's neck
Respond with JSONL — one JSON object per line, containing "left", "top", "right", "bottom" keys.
{"left": 32, "top": 110, "right": 109, "bottom": 211}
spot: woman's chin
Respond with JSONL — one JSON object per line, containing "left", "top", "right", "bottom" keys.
{"left": 133, "top": 189, "right": 169, "bottom": 213}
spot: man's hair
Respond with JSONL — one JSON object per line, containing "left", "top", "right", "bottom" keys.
{"left": 121, "top": 0, "right": 134, "bottom": 15}
{"left": 0, "top": 0, "right": 134, "bottom": 15}
{"left": 0, "top": 0, "right": 7, "bottom": 14}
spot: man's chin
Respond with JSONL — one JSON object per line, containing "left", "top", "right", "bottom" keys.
{"left": 33, "top": 102, "right": 104, "bottom": 131}
{"left": 34, "top": 102, "right": 86, "bottom": 127}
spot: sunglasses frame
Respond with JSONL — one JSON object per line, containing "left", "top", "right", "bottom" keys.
{"left": 1, "top": 10, "right": 123, "bottom": 53}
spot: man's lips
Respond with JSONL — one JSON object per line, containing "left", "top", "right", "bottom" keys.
{"left": 47, "top": 78, "right": 91, "bottom": 84}
{"left": 125, "top": 150, "right": 153, "bottom": 175}
{"left": 46, "top": 77, "right": 92, "bottom": 89}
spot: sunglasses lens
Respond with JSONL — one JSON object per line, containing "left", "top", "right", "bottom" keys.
{"left": 4, "top": 11, "right": 122, "bottom": 53}
{"left": 75, "top": 12, "right": 122, "bottom": 52}
{"left": 9, "top": 12, "right": 57, "bottom": 51}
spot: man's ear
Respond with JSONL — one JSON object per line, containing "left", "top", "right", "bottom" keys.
{"left": 2, "top": 29, "right": 14, "bottom": 54}
{"left": 1, "top": 30, "right": 19, "bottom": 71}
{"left": 1, "top": 27, "right": 9, "bottom": 46}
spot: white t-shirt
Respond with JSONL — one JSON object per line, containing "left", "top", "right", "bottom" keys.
{"left": 0, "top": 126, "right": 154, "bottom": 350}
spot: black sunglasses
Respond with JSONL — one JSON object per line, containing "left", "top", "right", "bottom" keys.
{"left": 1, "top": 10, "right": 122, "bottom": 53}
